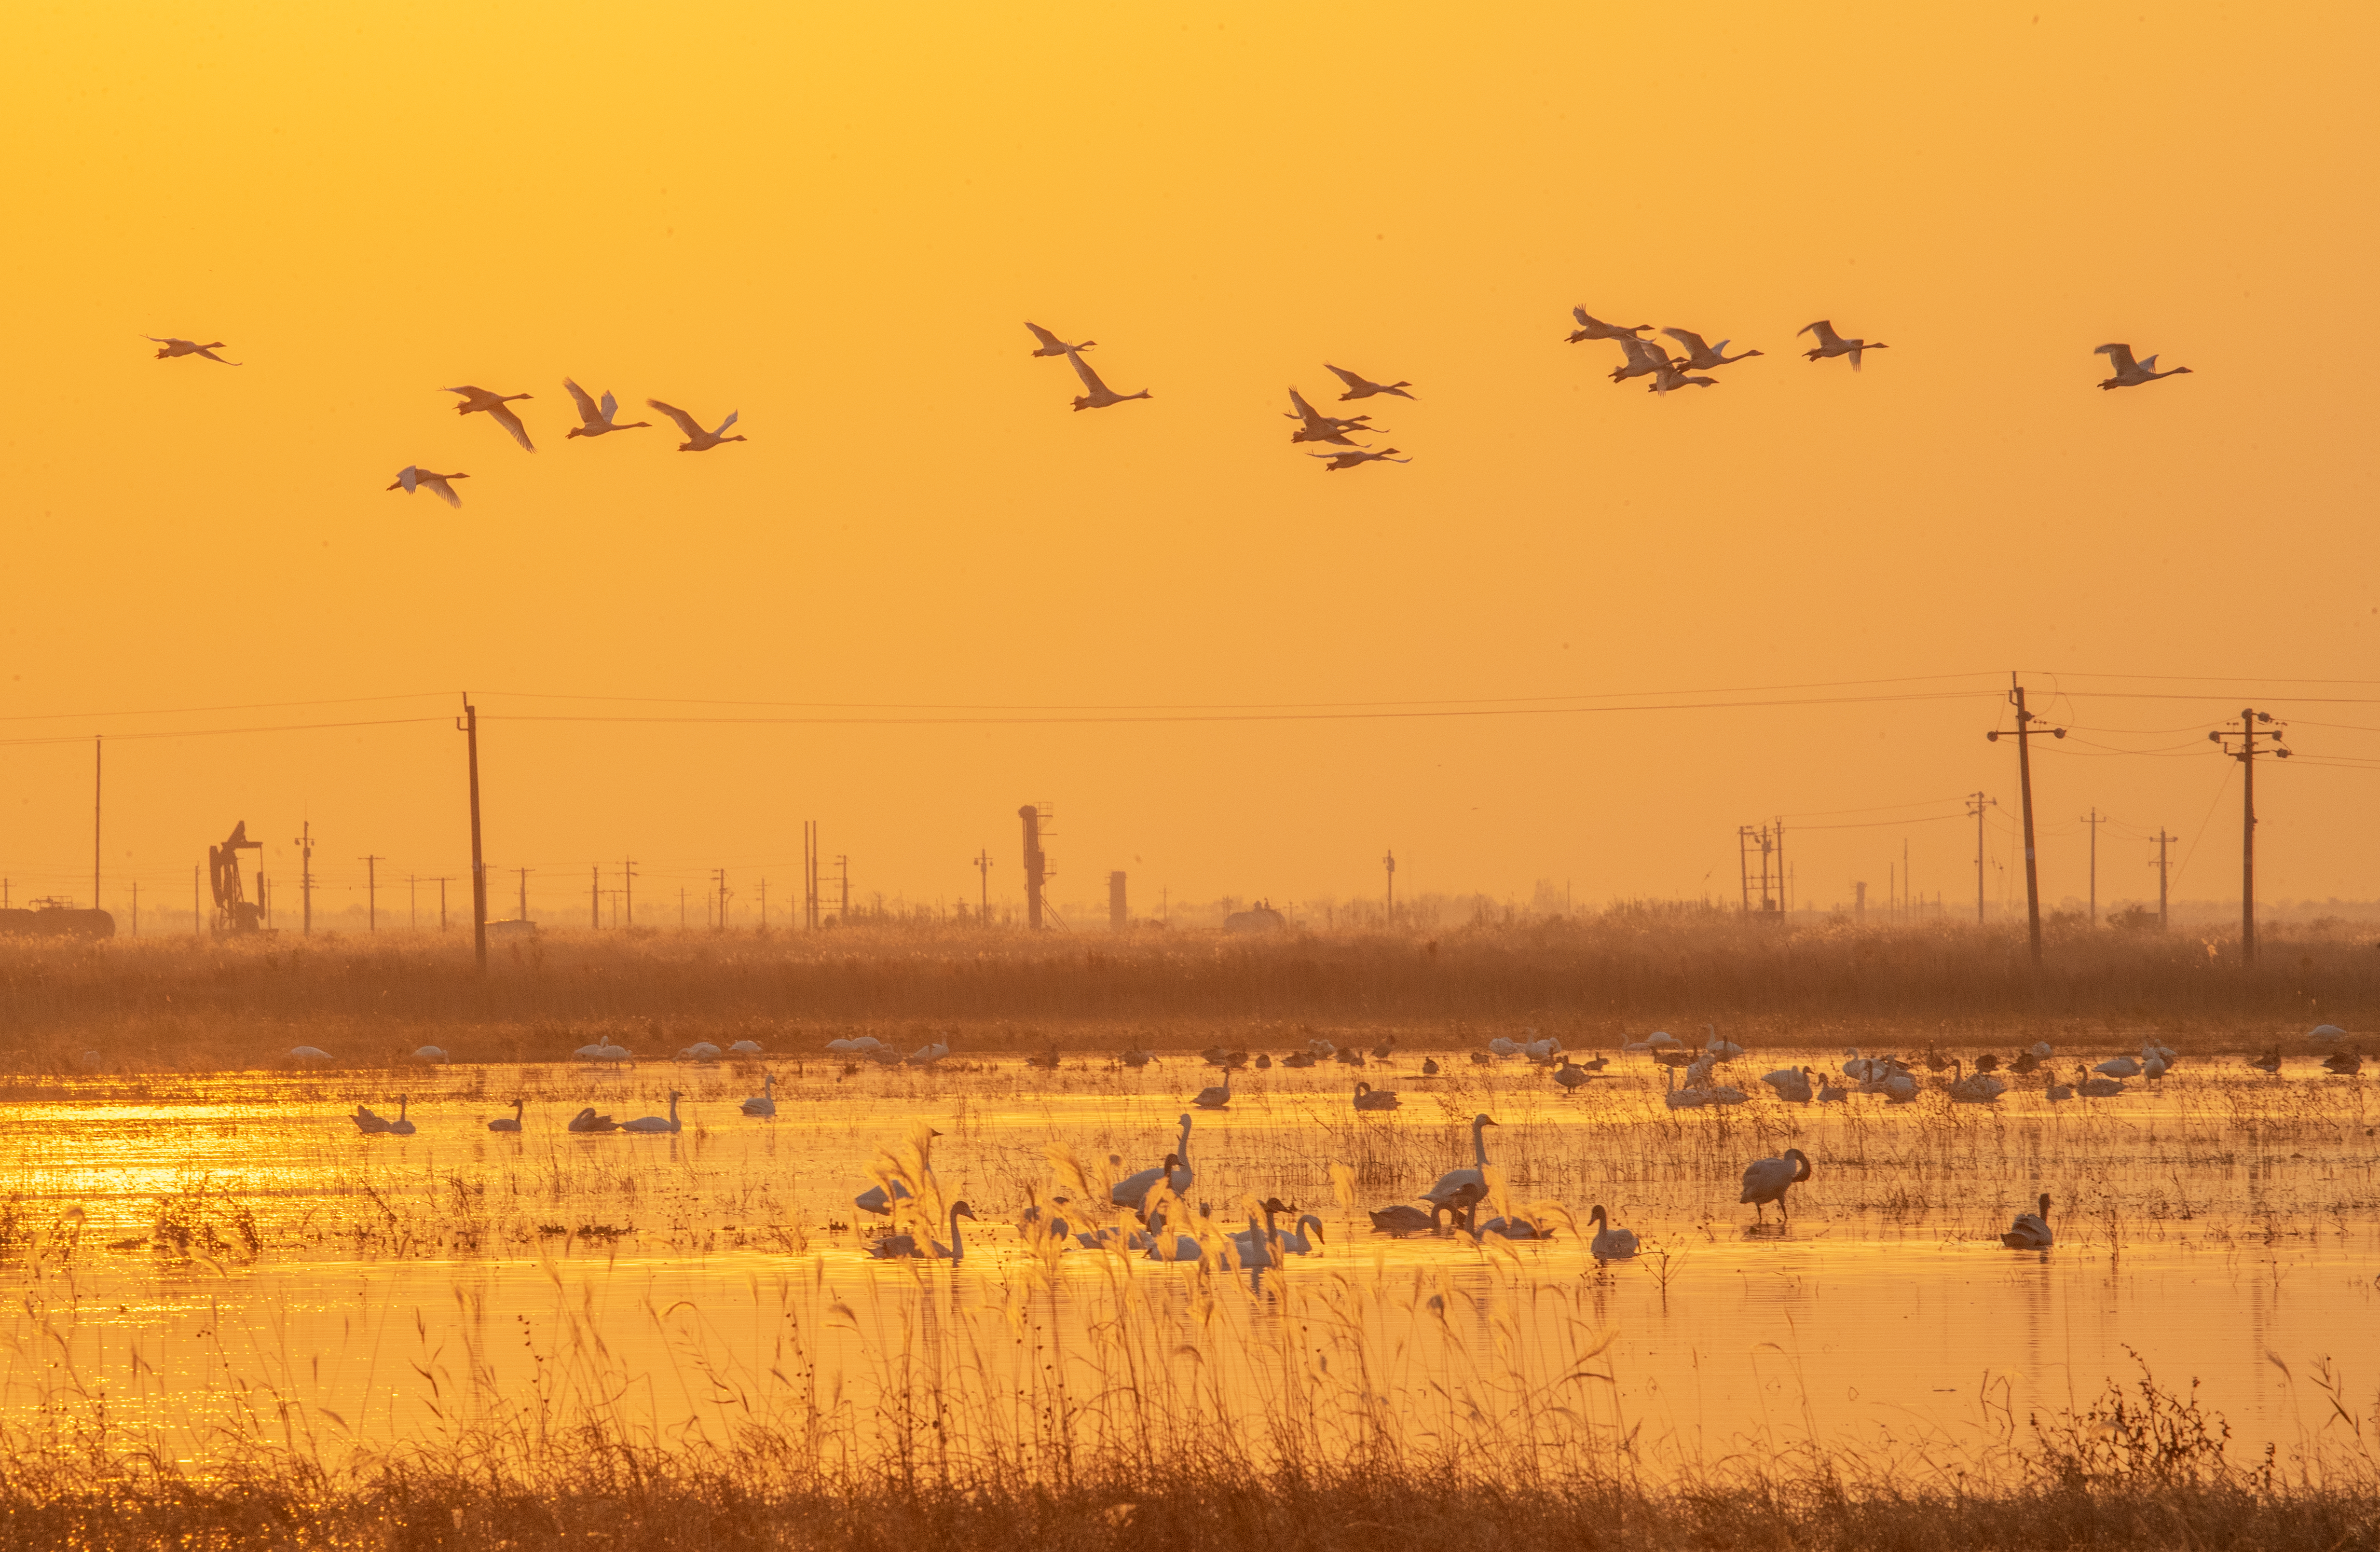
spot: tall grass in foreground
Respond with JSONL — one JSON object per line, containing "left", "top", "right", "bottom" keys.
{"left": 0, "top": 1236, "right": 2375, "bottom": 1550}
{"left": 4, "top": 909, "right": 2376, "bottom": 1071}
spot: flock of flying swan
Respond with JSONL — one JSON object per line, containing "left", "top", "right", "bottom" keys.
{"left": 139, "top": 336, "right": 744, "bottom": 510}
{"left": 143, "top": 308, "right": 2190, "bottom": 500}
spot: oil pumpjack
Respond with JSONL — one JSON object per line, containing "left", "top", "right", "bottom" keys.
{"left": 208, "top": 820, "right": 269, "bottom": 934}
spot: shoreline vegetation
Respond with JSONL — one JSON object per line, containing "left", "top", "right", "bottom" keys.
{"left": 1, "top": 908, "right": 2372, "bottom": 1071}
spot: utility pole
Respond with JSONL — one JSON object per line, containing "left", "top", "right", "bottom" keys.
{"left": 1986, "top": 674, "right": 2063, "bottom": 965}
{"left": 713, "top": 867, "right": 730, "bottom": 930}
{"left": 623, "top": 858, "right": 636, "bottom": 926}
{"left": 294, "top": 821, "right": 315, "bottom": 936}
{"left": 2210, "top": 709, "right": 2290, "bottom": 966}
{"left": 972, "top": 848, "right": 993, "bottom": 922}
{"left": 2080, "top": 809, "right": 2104, "bottom": 925}
{"left": 434, "top": 877, "right": 451, "bottom": 933}
{"left": 591, "top": 865, "right": 601, "bottom": 928}
{"left": 1018, "top": 805, "right": 1049, "bottom": 930}
{"left": 1966, "top": 792, "right": 1995, "bottom": 922}
{"left": 1384, "top": 848, "right": 1396, "bottom": 920}
{"left": 359, "top": 855, "right": 383, "bottom": 932}
{"left": 805, "top": 822, "right": 821, "bottom": 930}
{"left": 515, "top": 866, "right": 531, "bottom": 923}
{"left": 459, "top": 696, "right": 487, "bottom": 975}
{"left": 835, "top": 856, "right": 849, "bottom": 922}
{"left": 2147, "top": 828, "right": 2176, "bottom": 931}
{"left": 93, "top": 737, "right": 101, "bottom": 913}
{"left": 193, "top": 864, "right": 201, "bottom": 936}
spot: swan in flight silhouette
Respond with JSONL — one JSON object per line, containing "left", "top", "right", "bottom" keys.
{"left": 1025, "top": 321, "right": 1093, "bottom": 357}
{"left": 1286, "top": 387, "right": 1373, "bottom": 445}
{"left": 1648, "top": 360, "right": 1719, "bottom": 395}
{"left": 1739, "top": 1148, "right": 1811, "bottom": 1222}
{"left": 1661, "top": 330, "right": 1762, "bottom": 370}
{"left": 562, "top": 379, "right": 651, "bottom": 438}
{"left": 1065, "top": 349, "right": 1149, "bottom": 410}
{"left": 1325, "top": 364, "right": 1415, "bottom": 401}
{"left": 2001, "top": 1192, "right": 2053, "bottom": 1249}
{"left": 1609, "top": 335, "right": 1673, "bottom": 384}
{"left": 646, "top": 399, "right": 746, "bottom": 452}
{"left": 146, "top": 336, "right": 240, "bottom": 364}
{"left": 1798, "top": 320, "right": 1887, "bottom": 370}
{"left": 1309, "top": 446, "right": 1409, "bottom": 471}
{"left": 1566, "top": 308, "right": 1652, "bottom": 343}
{"left": 387, "top": 467, "right": 468, "bottom": 508}
{"left": 443, "top": 386, "right": 535, "bottom": 451}
{"left": 2094, "top": 343, "right": 2191, "bottom": 390}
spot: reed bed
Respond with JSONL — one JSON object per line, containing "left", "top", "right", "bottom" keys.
{"left": 3, "top": 909, "right": 2375, "bottom": 1073}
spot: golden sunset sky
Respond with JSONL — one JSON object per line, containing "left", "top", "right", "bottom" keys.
{"left": 2, "top": 3, "right": 2375, "bottom": 924}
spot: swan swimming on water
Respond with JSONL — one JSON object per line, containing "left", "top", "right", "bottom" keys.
{"left": 619, "top": 1091, "right": 683, "bottom": 1133}
{"left": 387, "top": 1096, "right": 416, "bottom": 1137}
{"left": 740, "top": 1073, "right": 777, "bottom": 1117}
{"left": 1588, "top": 1204, "right": 1639, "bottom": 1260}
{"left": 2001, "top": 1192, "right": 2053, "bottom": 1250}
{"left": 567, "top": 1107, "right": 619, "bottom": 1133}
{"left": 487, "top": 1099, "right": 523, "bottom": 1133}
{"left": 869, "top": 1201, "right": 977, "bottom": 1262}
{"left": 1424, "top": 1114, "right": 1498, "bottom": 1208}
{"left": 1353, "top": 1080, "right": 1400, "bottom": 1111}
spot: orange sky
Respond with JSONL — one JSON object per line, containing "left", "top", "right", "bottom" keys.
{"left": 2, "top": 3, "right": 2376, "bottom": 925}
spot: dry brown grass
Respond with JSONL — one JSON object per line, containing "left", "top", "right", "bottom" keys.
{"left": 0, "top": 911, "right": 2364, "bottom": 1071}
{"left": 2, "top": 907, "right": 2372, "bottom": 1072}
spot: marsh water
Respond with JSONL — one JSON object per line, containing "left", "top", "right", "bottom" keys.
{"left": 2, "top": 1044, "right": 2374, "bottom": 1471}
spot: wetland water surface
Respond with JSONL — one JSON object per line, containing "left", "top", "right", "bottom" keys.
{"left": 2, "top": 1046, "right": 2374, "bottom": 1471}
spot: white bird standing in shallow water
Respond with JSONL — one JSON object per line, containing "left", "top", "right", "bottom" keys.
{"left": 562, "top": 378, "right": 651, "bottom": 438}
{"left": 1424, "top": 1114, "right": 1499, "bottom": 1208}
{"left": 1065, "top": 349, "right": 1150, "bottom": 410}
{"left": 647, "top": 399, "right": 746, "bottom": 452}
{"left": 2001, "top": 1192, "right": 2053, "bottom": 1249}
{"left": 487, "top": 1099, "right": 523, "bottom": 1133}
{"left": 1025, "top": 321, "right": 1094, "bottom": 357}
{"left": 146, "top": 336, "right": 240, "bottom": 364}
{"left": 619, "top": 1091, "right": 683, "bottom": 1133}
{"left": 1325, "top": 363, "right": 1415, "bottom": 400}
{"left": 443, "top": 386, "right": 535, "bottom": 451}
{"left": 2094, "top": 343, "right": 2191, "bottom": 390}
{"left": 1739, "top": 1148, "right": 1811, "bottom": 1222}
{"left": 1798, "top": 319, "right": 1888, "bottom": 370}
{"left": 387, "top": 467, "right": 468, "bottom": 508}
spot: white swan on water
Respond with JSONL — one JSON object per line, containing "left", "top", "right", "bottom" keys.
{"left": 2001, "top": 1192, "right": 2053, "bottom": 1250}
{"left": 740, "top": 1073, "right": 776, "bottom": 1117}
{"left": 1424, "top": 1114, "right": 1498, "bottom": 1208}
{"left": 1589, "top": 1205, "right": 1638, "bottom": 1260}
{"left": 487, "top": 1099, "right": 523, "bottom": 1133}
{"left": 619, "top": 1091, "right": 682, "bottom": 1134}
{"left": 869, "top": 1201, "right": 977, "bottom": 1262}
{"left": 387, "top": 1096, "right": 416, "bottom": 1137}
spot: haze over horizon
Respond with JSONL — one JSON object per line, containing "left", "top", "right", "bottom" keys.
{"left": 4, "top": 3, "right": 2375, "bottom": 923}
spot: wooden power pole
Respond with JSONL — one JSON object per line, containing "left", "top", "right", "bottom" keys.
{"left": 1987, "top": 675, "right": 2063, "bottom": 965}
{"left": 2210, "top": 709, "right": 2290, "bottom": 965}
{"left": 460, "top": 696, "right": 487, "bottom": 974}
